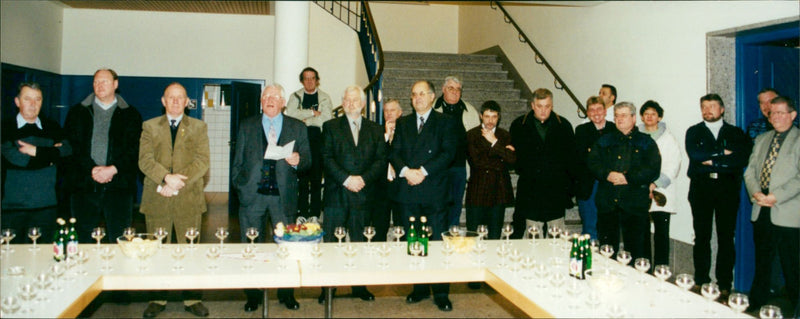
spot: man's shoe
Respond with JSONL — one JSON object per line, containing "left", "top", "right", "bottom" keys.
{"left": 279, "top": 295, "right": 300, "bottom": 310}
{"left": 468, "top": 282, "right": 481, "bottom": 290}
{"left": 142, "top": 303, "right": 165, "bottom": 318}
{"left": 243, "top": 300, "right": 259, "bottom": 312}
{"left": 405, "top": 293, "right": 430, "bottom": 304}
{"left": 184, "top": 303, "right": 209, "bottom": 317}
{"left": 434, "top": 297, "right": 453, "bottom": 312}
{"left": 353, "top": 290, "right": 375, "bottom": 301}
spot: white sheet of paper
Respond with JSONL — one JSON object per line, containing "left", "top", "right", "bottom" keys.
{"left": 156, "top": 185, "right": 179, "bottom": 195}
{"left": 264, "top": 140, "right": 295, "bottom": 160}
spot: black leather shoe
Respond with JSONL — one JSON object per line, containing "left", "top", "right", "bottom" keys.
{"left": 405, "top": 293, "right": 430, "bottom": 304}
{"left": 434, "top": 297, "right": 453, "bottom": 312}
{"left": 243, "top": 300, "right": 259, "bottom": 312}
{"left": 354, "top": 290, "right": 375, "bottom": 301}
{"left": 279, "top": 295, "right": 300, "bottom": 310}
{"left": 142, "top": 303, "right": 165, "bottom": 318}
{"left": 184, "top": 303, "right": 209, "bottom": 317}
{"left": 468, "top": 282, "right": 481, "bottom": 290}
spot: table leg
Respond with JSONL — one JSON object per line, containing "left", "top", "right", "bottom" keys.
{"left": 324, "top": 287, "right": 334, "bottom": 318}
{"left": 261, "top": 289, "right": 268, "bottom": 318}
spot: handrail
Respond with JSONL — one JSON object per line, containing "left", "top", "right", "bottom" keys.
{"left": 361, "top": 0, "right": 384, "bottom": 118}
{"left": 491, "top": 1, "right": 586, "bottom": 118}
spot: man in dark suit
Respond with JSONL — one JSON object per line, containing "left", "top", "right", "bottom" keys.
{"left": 373, "top": 98, "right": 403, "bottom": 242}
{"left": 319, "top": 85, "right": 386, "bottom": 302}
{"left": 685, "top": 93, "right": 751, "bottom": 297}
{"left": 231, "top": 83, "right": 311, "bottom": 313}
{"left": 391, "top": 80, "right": 458, "bottom": 312}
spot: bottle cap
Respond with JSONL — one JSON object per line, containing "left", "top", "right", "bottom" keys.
{"left": 409, "top": 216, "right": 416, "bottom": 222}
{"left": 69, "top": 217, "right": 76, "bottom": 223}
{"left": 420, "top": 216, "right": 427, "bottom": 222}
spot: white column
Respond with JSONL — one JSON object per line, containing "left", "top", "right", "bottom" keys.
{"left": 273, "top": 1, "right": 309, "bottom": 93}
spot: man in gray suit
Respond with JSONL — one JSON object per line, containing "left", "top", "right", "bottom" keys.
{"left": 744, "top": 96, "right": 799, "bottom": 313}
{"left": 232, "top": 83, "right": 311, "bottom": 313}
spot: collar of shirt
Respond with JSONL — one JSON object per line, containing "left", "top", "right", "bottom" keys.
{"left": 303, "top": 88, "right": 318, "bottom": 95}
{"left": 347, "top": 115, "right": 362, "bottom": 130}
{"left": 703, "top": 119, "right": 724, "bottom": 139}
{"left": 16, "top": 113, "right": 42, "bottom": 129}
{"left": 262, "top": 113, "right": 284, "bottom": 140}
{"left": 167, "top": 114, "right": 184, "bottom": 127}
{"left": 481, "top": 123, "right": 496, "bottom": 133}
{"left": 416, "top": 108, "right": 433, "bottom": 126}
{"left": 94, "top": 96, "right": 118, "bottom": 110}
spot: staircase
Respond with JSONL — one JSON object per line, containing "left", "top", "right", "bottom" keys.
{"left": 381, "top": 51, "right": 529, "bottom": 131}
{"left": 382, "top": 51, "right": 581, "bottom": 233}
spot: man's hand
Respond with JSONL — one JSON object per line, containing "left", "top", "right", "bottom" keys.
{"left": 405, "top": 169, "right": 425, "bottom": 186}
{"left": 607, "top": 171, "right": 628, "bottom": 185}
{"left": 286, "top": 152, "right": 300, "bottom": 166}
{"left": 312, "top": 110, "right": 321, "bottom": 117}
{"left": 481, "top": 128, "right": 497, "bottom": 144}
{"left": 345, "top": 176, "right": 365, "bottom": 192}
{"left": 754, "top": 192, "right": 777, "bottom": 207}
{"left": 702, "top": 160, "right": 713, "bottom": 166}
{"left": 164, "top": 173, "right": 188, "bottom": 190}
{"left": 159, "top": 184, "right": 177, "bottom": 197}
{"left": 91, "top": 165, "right": 118, "bottom": 184}
{"left": 17, "top": 140, "right": 36, "bottom": 157}
{"left": 723, "top": 149, "right": 732, "bottom": 155}
{"left": 505, "top": 145, "right": 515, "bottom": 151}
{"left": 649, "top": 183, "right": 656, "bottom": 199}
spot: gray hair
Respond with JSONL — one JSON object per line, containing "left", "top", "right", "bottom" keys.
{"left": 344, "top": 85, "right": 366, "bottom": 102}
{"left": 444, "top": 75, "right": 462, "bottom": 87}
{"left": 263, "top": 83, "right": 285, "bottom": 99}
{"left": 613, "top": 102, "right": 636, "bottom": 116}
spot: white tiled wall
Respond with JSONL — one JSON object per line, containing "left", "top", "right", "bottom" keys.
{"left": 203, "top": 107, "right": 231, "bottom": 192}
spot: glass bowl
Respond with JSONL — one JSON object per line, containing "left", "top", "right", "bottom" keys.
{"left": 117, "top": 233, "right": 159, "bottom": 259}
{"left": 441, "top": 230, "right": 479, "bottom": 253}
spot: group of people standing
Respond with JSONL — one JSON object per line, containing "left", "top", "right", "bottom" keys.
{"left": 2, "top": 66, "right": 798, "bottom": 316}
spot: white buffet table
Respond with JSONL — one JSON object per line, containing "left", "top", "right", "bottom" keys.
{"left": 0, "top": 240, "right": 750, "bottom": 318}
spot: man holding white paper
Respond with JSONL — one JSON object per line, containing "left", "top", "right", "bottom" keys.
{"left": 232, "top": 83, "right": 311, "bottom": 312}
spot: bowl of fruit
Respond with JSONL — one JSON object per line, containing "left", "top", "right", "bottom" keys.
{"left": 273, "top": 217, "right": 324, "bottom": 260}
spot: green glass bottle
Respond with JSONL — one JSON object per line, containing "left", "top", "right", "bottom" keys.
{"left": 66, "top": 217, "right": 79, "bottom": 258}
{"left": 53, "top": 218, "right": 66, "bottom": 262}
{"left": 406, "top": 216, "right": 417, "bottom": 256}
{"left": 419, "top": 216, "right": 429, "bottom": 257}
{"left": 583, "top": 235, "right": 592, "bottom": 276}
{"left": 577, "top": 236, "right": 586, "bottom": 280}
{"left": 569, "top": 234, "right": 580, "bottom": 277}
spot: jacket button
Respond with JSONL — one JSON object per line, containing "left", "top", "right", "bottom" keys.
{"left": 614, "top": 199, "right": 618, "bottom": 202}
{"left": 617, "top": 156, "right": 621, "bottom": 159}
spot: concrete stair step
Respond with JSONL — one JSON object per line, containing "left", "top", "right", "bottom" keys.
{"left": 386, "top": 60, "right": 504, "bottom": 71}
{"left": 385, "top": 51, "right": 498, "bottom": 64}
{"left": 383, "top": 68, "right": 509, "bottom": 80}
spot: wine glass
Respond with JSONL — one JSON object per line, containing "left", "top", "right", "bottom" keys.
{"left": 214, "top": 227, "right": 229, "bottom": 249}
{"left": 75, "top": 250, "right": 89, "bottom": 276}
{"left": 153, "top": 227, "right": 168, "bottom": 249}
{"left": 634, "top": 258, "right": 651, "bottom": 285}
{"left": 1, "top": 295, "right": 21, "bottom": 316}
{"left": 1, "top": 228, "right": 16, "bottom": 253}
{"left": 17, "top": 283, "right": 37, "bottom": 314}
{"left": 28, "top": 227, "right": 42, "bottom": 251}
{"left": 589, "top": 239, "right": 600, "bottom": 252}
{"left": 392, "top": 226, "right": 405, "bottom": 247}
{"left": 409, "top": 241, "right": 423, "bottom": 268}
{"left": 727, "top": 292, "right": 749, "bottom": 313}
{"left": 311, "top": 244, "right": 323, "bottom": 269}
{"left": 549, "top": 272, "right": 566, "bottom": 297}
{"left": 521, "top": 256, "right": 536, "bottom": 280}
{"left": 32, "top": 273, "right": 53, "bottom": 302}
{"left": 90, "top": 227, "right": 106, "bottom": 251}
{"left": 334, "top": 227, "right": 347, "bottom": 248}
{"left": 476, "top": 224, "right": 489, "bottom": 240}
{"left": 246, "top": 227, "right": 259, "bottom": 245}
{"left": 653, "top": 265, "right": 672, "bottom": 292}
{"left": 363, "top": 226, "right": 376, "bottom": 250}
{"left": 242, "top": 245, "right": 256, "bottom": 271}
{"left": 100, "top": 246, "right": 116, "bottom": 272}
{"left": 565, "top": 278, "right": 583, "bottom": 310}
{"left": 675, "top": 273, "right": 696, "bottom": 303}
{"left": 276, "top": 245, "right": 290, "bottom": 270}
{"left": 122, "top": 227, "right": 136, "bottom": 241}
{"left": 206, "top": 246, "right": 221, "bottom": 271}
{"left": 171, "top": 245, "right": 185, "bottom": 271}
{"left": 135, "top": 244, "right": 154, "bottom": 272}
{"left": 449, "top": 225, "right": 460, "bottom": 237}
{"left": 508, "top": 248, "right": 522, "bottom": 272}
{"left": 185, "top": 227, "right": 199, "bottom": 249}
{"left": 422, "top": 225, "right": 433, "bottom": 239}
{"left": 343, "top": 244, "right": 357, "bottom": 269}
{"left": 50, "top": 264, "right": 65, "bottom": 291}
{"left": 533, "top": 262, "right": 549, "bottom": 288}
{"left": 496, "top": 243, "right": 510, "bottom": 268}
{"left": 501, "top": 223, "right": 513, "bottom": 242}
{"left": 441, "top": 242, "right": 455, "bottom": 266}
{"left": 64, "top": 256, "right": 78, "bottom": 281}
{"left": 759, "top": 305, "right": 783, "bottom": 318}
{"left": 377, "top": 243, "right": 391, "bottom": 269}
{"left": 527, "top": 225, "right": 540, "bottom": 246}
{"left": 472, "top": 241, "right": 487, "bottom": 266}
{"left": 616, "top": 250, "right": 632, "bottom": 267}
{"left": 700, "top": 282, "right": 721, "bottom": 315}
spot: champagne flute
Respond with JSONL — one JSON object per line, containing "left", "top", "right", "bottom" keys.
{"left": 28, "top": 227, "right": 42, "bottom": 251}
{"left": 653, "top": 265, "right": 672, "bottom": 292}
{"left": 214, "top": 227, "right": 229, "bottom": 249}
{"left": 334, "top": 227, "right": 347, "bottom": 248}
{"left": 392, "top": 226, "right": 405, "bottom": 247}
{"left": 674, "top": 273, "right": 695, "bottom": 303}
{"left": 634, "top": 258, "right": 651, "bottom": 285}
{"left": 527, "top": 225, "right": 540, "bottom": 246}
{"left": 206, "top": 246, "right": 221, "bottom": 271}
{"left": 100, "top": 246, "right": 116, "bottom": 272}
{"left": 759, "top": 305, "right": 783, "bottom": 319}
{"left": 154, "top": 227, "right": 168, "bottom": 249}
{"left": 363, "top": 226, "right": 376, "bottom": 250}
{"left": 122, "top": 227, "right": 136, "bottom": 241}
{"left": 171, "top": 245, "right": 185, "bottom": 271}
{"left": 727, "top": 292, "right": 749, "bottom": 313}
{"left": 700, "top": 283, "right": 721, "bottom": 315}
{"left": 246, "top": 227, "right": 259, "bottom": 245}
{"left": 185, "top": 227, "right": 199, "bottom": 249}
{"left": 476, "top": 224, "right": 489, "bottom": 240}
{"left": 1, "top": 228, "right": 16, "bottom": 253}
{"left": 91, "top": 227, "right": 106, "bottom": 251}
{"left": 501, "top": 223, "right": 514, "bottom": 242}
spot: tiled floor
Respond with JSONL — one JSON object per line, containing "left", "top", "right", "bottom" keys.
{"left": 82, "top": 193, "right": 527, "bottom": 318}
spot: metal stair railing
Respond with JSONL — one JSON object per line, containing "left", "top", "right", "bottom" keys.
{"left": 313, "top": 1, "right": 385, "bottom": 122}
{"left": 490, "top": 1, "right": 587, "bottom": 118}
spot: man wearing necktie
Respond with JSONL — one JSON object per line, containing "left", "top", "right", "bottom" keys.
{"left": 1, "top": 82, "right": 72, "bottom": 244}
{"left": 390, "top": 80, "right": 458, "bottom": 311}
{"left": 319, "top": 85, "right": 386, "bottom": 303}
{"left": 232, "top": 84, "right": 311, "bottom": 313}
{"left": 744, "top": 96, "right": 800, "bottom": 313}
{"left": 138, "top": 82, "right": 210, "bottom": 318}
{"left": 373, "top": 99, "right": 403, "bottom": 242}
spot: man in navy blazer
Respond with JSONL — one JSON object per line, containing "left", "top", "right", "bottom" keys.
{"left": 232, "top": 83, "right": 311, "bottom": 313}
{"left": 391, "top": 80, "right": 458, "bottom": 311}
